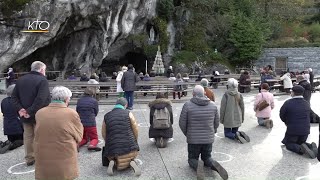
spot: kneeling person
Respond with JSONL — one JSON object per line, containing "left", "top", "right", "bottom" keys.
{"left": 280, "top": 85, "right": 317, "bottom": 159}
{"left": 148, "top": 93, "right": 173, "bottom": 148}
{"left": 102, "top": 98, "right": 140, "bottom": 176}
{"left": 179, "top": 85, "right": 228, "bottom": 180}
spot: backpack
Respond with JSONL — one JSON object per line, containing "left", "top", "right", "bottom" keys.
{"left": 153, "top": 108, "right": 171, "bottom": 129}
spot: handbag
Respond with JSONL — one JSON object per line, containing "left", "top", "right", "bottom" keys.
{"left": 256, "top": 93, "right": 269, "bottom": 111}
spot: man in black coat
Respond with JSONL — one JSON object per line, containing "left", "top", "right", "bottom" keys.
{"left": 280, "top": 85, "right": 317, "bottom": 159}
{"left": 297, "top": 75, "right": 311, "bottom": 103}
{"left": 121, "top": 64, "right": 139, "bottom": 110}
{"left": 308, "top": 68, "right": 314, "bottom": 90}
{"left": 297, "top": 75, "right": 320, "bottom": 123}
{"left": 11, "top": 61, "right": 50, "bottom": 166}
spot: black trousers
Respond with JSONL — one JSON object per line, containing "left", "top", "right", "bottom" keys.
{"left": 7, "top": 134, "right": 23, "bottom": 143}
{"left": 188, "top": 144, "right": 214, "bottom": 169}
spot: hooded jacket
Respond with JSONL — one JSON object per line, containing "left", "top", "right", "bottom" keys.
{"left": 220, "top": 89, "right": 244, "bottom": 128}
{"left": 179, "top": 97, "right": 219, "bottom": 144}
{"left": 148, "top": 98, "right": 173, "bottom": 138}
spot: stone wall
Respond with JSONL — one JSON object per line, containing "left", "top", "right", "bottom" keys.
{"left": 255, "top": 47, "right": 320, "bottom": 75}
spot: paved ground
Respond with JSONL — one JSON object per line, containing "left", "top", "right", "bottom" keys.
{"left": 0, "top": 87, "right": 319, "bottom": 180}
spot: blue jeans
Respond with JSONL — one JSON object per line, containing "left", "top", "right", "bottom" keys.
{"left": 257, "top": 117, "right": 267, "bottom": 126}
{"left": 124, "top": 91, "right": 134, "bottom": 108}
{"left": 224, "top": 127, "right": 239, "bottom": 139}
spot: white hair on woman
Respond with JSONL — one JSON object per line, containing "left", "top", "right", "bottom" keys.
{"left": 308, "top": 68, "right": 312, "bottom": 72}
{"left": 51, "top": 86, "right": 72, "bottom": 101}
{"left": 227, "top": 78, "right": 238, "bottom": 89}
{"left": 31, "top": 61, "right": 46, "bottom": 72}
{"left": 193, "top": 85, "right": 205, "bottom": 97}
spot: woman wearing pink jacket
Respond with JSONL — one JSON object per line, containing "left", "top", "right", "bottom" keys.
{"left": 254, "top": 83, "right": 275, "bottom": 128}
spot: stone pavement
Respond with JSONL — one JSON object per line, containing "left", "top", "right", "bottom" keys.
{"left": 0, "top": 88, "right": 319, "bottom": 180}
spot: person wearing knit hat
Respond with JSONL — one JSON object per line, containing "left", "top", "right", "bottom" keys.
{"left": 280, "top": 85, "right": 317, "bottom": 159}
{"left": 220, "top": 78, "right": 250, "bottom": 144}
{"left": 101, "top": 98, "right": 140, "bottom": 176}
{"left": 200, "top": 78, "right": 215, "bottom": 101}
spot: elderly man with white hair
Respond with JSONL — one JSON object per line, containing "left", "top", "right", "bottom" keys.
{"left": 179, "top": 85, "right": 228, "bottom": 180}
{"left": 11, "top": 61, "right": 50, "bottom": 166}
{"left": 34, "top": 86, "right": 83, "bottom": 180}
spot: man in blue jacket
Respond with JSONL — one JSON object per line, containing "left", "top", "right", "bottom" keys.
{"left": 280, "top": 85, "right": 317, "bottom": 159}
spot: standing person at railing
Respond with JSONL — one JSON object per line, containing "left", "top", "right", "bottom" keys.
{"left": 173, "top": 73, "right": 184, "bottom": 100}
{"left": 121, "top": 64, "right": 140, "bottom": 110}
{"left": 308, "top": 68, "right": 314, "bottom": 91}
{"left": 280, "top": 71, "right": 293, "bottom": 94}
{"left": 6, "top": 67, "right": 15, "bottom": 88}
{"left": 116, "top": 66, "right": 127, "bottom": 98}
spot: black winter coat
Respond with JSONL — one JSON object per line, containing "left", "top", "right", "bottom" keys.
{"left": 121, "top": 69, "right": 139, "bottom": 91}
{"left": 11, "top": 71, "right": 50, "bottom": 123}
{"left": 280, "top": 97, "right": 311, "bottom": 135}
{"left": 148, "top": 99, "right": 173, "bottom": 138}
{"left": 298, "top": 80, "right": 312, "bottom": 103}
{"left": 76, "top": 95, "right": 99, "bottom": 127}
{"left": 1, "top": 97, "right": 23, "bottom": 135}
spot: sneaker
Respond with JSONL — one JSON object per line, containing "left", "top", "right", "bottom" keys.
{"left": 9, "top": 140, "right": 23, "bottom": 150}
{"left": 0, "top": 141, "right": 12, "bottom": 154}
{"left": 88, "top": 145, "right": 102, "bottom": 151}
{"left": 265, "top": 120, "right": 271, "bottom": 129}
{"left": 130, "top": 160, "right": 141, "bottom": 176}
{"left": 301, "top": 143, "right": 316, "bottom": 159}
{"left": 196, "top": 160, "right": 205, "bottom": 180}
{"left": 211, "top": 160, "right": 228, "bottom": 180}
{"left": 235, "top": 132, "right": 246, "bottom": 144}
{"left": 310, "top": 142, "right": 318, "bottom": 156}
{"left": 239, "top": 131, "right": 250, "bottom": 142}
{"left": 269, "top": 120, "right": 274, "bottom": 128}
{"left": 107, "top": 160, "right": 115, "bottom": 176}
{"left": 26, "top": 160, "right": 35, "bottom": 166}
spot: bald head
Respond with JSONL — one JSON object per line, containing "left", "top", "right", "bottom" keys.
{"left": 193, "top": 85, "right": 205, "bottom": 97}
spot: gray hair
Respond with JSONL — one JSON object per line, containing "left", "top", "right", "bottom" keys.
{"left": 193, "top": 85, "right": 205, "bottom": 97}
{"left": 227, "top": 78, "right": 238, "bottom": 89}
{"left": 116, "top": 97, "right": 128, "bottom": 106}
{"left": 51, "top": 86, "right": 72, "bottom": 101}
{"left": 6, "top": 84, "right": 15, "bottom": 96}
{"left": 31, "top": 61, "right": 46, "bottom": 72}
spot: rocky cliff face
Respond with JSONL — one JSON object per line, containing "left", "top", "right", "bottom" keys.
{"left": 0, "top": 0, "right": 157, "bottom": 75}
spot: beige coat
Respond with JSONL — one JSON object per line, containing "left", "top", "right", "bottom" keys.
{"left": 102, "top": 112, "right": 138, "bottom": 170}
{"left": 34, "top": 103, "right": 83, "bottom": 180}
